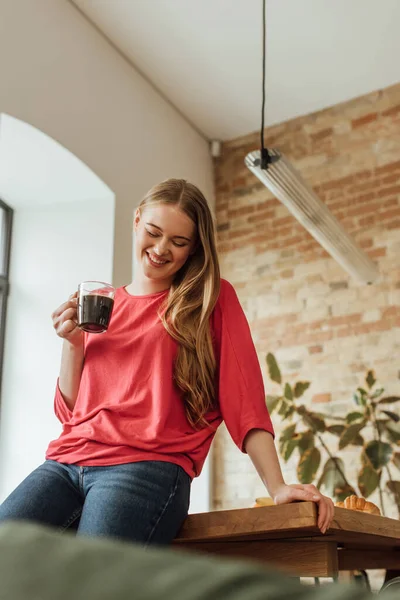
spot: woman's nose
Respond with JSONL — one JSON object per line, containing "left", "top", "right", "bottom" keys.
{"left": 154, "top": 239, "right": 169, "bottom": 256}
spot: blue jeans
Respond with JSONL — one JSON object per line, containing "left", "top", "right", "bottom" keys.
{"left": 0, "top": 460, "right": 191, "bottom": 545}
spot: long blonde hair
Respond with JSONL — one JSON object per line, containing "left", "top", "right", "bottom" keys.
{"left": 138, "top": 179, "right": 221, "bottom": 427}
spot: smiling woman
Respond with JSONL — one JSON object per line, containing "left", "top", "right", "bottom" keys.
{"left": 0, "top": 178, "right": 334, "bottom": 546}
{"left": 131, "top": 202, "right": 196, "bottom": 292}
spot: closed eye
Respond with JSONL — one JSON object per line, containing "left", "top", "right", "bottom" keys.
{"left": 146, "top": 229, "right": 187, "bottom": 248}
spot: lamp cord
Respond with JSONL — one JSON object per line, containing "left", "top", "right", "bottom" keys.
{"left": 261, "top": 0, "right": 266, "bottom": 153}
{"left": 260, "top": 0, "right": 269, "bottom": 168}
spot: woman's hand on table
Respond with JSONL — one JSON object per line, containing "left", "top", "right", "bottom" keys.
{"left": 272, "top": 483, "right": 334, "bottom": 534}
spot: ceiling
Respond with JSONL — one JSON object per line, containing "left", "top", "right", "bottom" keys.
{"left": 72, "top": 0, "right": 400, "bottom": 141}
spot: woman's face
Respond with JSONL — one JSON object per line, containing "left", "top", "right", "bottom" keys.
{"left": 134, "top": 203, "right": 196, "bottom": 286}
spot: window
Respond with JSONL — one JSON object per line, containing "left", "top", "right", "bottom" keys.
{"left": 0, "top": 199, "right": 13, "bottom": 401}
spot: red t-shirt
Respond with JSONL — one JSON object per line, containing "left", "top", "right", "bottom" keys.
{"left": 46, "top": 279, "right": 274, "bottom": 478}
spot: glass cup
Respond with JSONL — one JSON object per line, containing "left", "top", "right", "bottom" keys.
{"left": 77, "top": 281, "right": 115, "bottom": 333}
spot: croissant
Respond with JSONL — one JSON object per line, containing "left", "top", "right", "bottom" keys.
{"left": 253, "top": 497, "right": 275, "bottom": 508}
{"left": 335, "top": 495, "right": 381, "bottom": 515}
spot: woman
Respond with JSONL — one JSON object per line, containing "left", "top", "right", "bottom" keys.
{"left": 0, "top": 179, "right": 334, "bottom": 544}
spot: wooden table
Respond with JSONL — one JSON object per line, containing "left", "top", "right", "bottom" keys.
{"left": 174, "top": 502, "right": 400, "bottom": 578}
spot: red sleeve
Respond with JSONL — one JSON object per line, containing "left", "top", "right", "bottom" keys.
{"left": 54, "top": 334, "right": 87, "bottom": 424}
{"left": 54, "top": 379, "right": 73, "bottom": 424}
{"left": 212, "top": 280, "right": 274, "bottom": 452}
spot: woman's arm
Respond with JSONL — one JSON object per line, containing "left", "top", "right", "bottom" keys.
{"left": 58, "top": 339, "right": 84, "bottom": 411}
{"left": 244, "top": 429, "right": 334, "bottom": 534}
{"left": 52, "top": 293, "right": 84, "bottom": 411}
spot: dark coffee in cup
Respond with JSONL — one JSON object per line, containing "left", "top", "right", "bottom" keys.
{"left": 78, "top": 294, "right": 114, "bottom": 333}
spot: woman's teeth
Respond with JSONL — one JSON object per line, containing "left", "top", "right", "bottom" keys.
{"left": 147, "top": 252, "right": 168, "bottom": 266}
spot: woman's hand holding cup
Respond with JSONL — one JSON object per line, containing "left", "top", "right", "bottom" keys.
{"left": 51, "top": 292, "right": 83, "bottom": 347}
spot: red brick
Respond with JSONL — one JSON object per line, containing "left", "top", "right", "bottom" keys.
{"left": 330, "top": 314, "right": 362, "bottom": 327}
{"left": 272, "top": 216, "right": 295, "bottom": 228}
{"left": 256, "top": 200, "right": 278, "bottom": 212}
{"left": 312, "top": 393, "right": 331, "bottom": 404}
{"left": 281, "top": 269, "right": 294, "bottom": 279}
{"left": 382, "top": 104, "right": 400, "bottom": 117}
{"left": 377, "top": 185, "right": 400, "bottom": 198}
{"left": 367, "top": 247, "right": 386, "bottom": 259}
{"left": 347, "top": 203, "right": 381, "bottom": 218}
{"left": 380, "top": 174, "right": 400, "bottom": 186}
{"left": 319, "top": 174, "right": 355, "bottom": 192}
{"left": 232, "top": 176, "right": 247, "bottom": 187}
{"left": 380, "top": 207, "right": 400, "bottom": 221}
{"left": 359, "top": 238, "right": 373, "bottom": 249}
{"left": 359, "top": 215, "right": 375, "bottom": 227}
{"left": 381, "top": 306, "right": 400, "bottom": 318}
{"left": 309, "top": 345, "right": 323, "bottom": 354}
{"left": 383, "top": 197, "right": 398, "bottom": 208}
{"left": 228, "top": 228, "right": 252, "bottom": 240}
{"left": 356, "top": 170, "right": 372, "bottom": 181}
{"left": 352, "top": 112, "right": 378, "bottom": 128}
{"left": 375, "top": 160, "right": 400, "bottom": 175}
{"left": 311, "top": 128, "right": 333, "bottom": 141}
{"left": 248, "top": 210, "right": 275, "bottom": 223}
{"left": 227, "top": 205, "right": 256, "bottom": 218}
{"left": 388, "top": 219, "right": 400, "bottom": 230}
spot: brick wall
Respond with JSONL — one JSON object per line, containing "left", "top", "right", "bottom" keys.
{"left": 213, "top": 83, "right": 400, "bottom": 517}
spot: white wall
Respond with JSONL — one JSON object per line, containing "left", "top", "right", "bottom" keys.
{"left": 0, "top": 0, "right": 213, "bottom": 511}
{"left": 0, "top": 198, "right": 114, "bottom": 498}
{"left": 0, "top": 0, "right": 214, "bottom": 288}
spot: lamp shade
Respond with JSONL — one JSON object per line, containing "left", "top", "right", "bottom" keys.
{"left": 245, "top": 149, "right": 379, "bottom": 284}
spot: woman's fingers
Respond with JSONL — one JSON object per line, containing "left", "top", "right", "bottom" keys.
{"left": 290, "top": 485, "right": 334, "bottom": 534}
{"left": 59, "top": 319, "right": 77, "bottom": 337}
{"left": 51, "top": 297, "right": 77, "bottom": 321}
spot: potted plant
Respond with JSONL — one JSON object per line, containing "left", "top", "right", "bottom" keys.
{"left": 266, "top": 353, "right": 400, "bottom": 516}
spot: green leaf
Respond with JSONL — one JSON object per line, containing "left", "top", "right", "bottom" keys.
{"left": 327, "top": 425, "right": 345, "bottom": 436}
{"left": 279, "top": 424, "right": 297, "bottom": 462}
{"left": 284, "top": 383, "right": 293, "bottom": 401}
{"left": 365, "top": 440, "right": 392, "bottom": 470}
{"left": 366, "top": 370, "right": 376, "bottom": 389}
{"left": 392, "top": 453, "right": 400, "bottom": 470}
{"left": 278, "top": 399, "right": 294, "bottom": 420}
{"left": 378, "top": 396, "right": 400, "bottom": 405}
{"left": 354, "top": 391, "right": 367, "bottom": 407}
{"left": 266, "top": 353, "right": 282, "bottom": 385}
{"left": 351, "top": 434, "right": 365, "bottom": 447}
{"left": 266, "top": 395, "right": 281, "bottom": 414}
{"left": 317, "top": 457, "right": 347, "bottom": 497}
{"left": 297, "top": 447, "right": 321, "bottom": 484}
{"left": 346, "top": 411, "right": 364, "bottom": 424}
{"left": 357, "top": 387, "right": 368, "bottom": 397}
{"left": 386, "top": 481, "right": 400, "bottom": 510}
{"left": 296, "top": 430, "right": 315, "bottom": 455}
{"left": 358, "top": 464, "right": 381, "bottom": 498}
{"left": 294, "top": 382, "right": 310, "bottom": 399}
{"left": 339, "top": 423, "right": 366, "bottom": 450}
{"left": 335, "top": 483, "right": 358, "bottom": 502}
{"left": 283, "top": 438, "right": 298, "bottom": 461}
{"left": 302, "top": 411, "right": 326, "bottom": 433}
{"left": 381, "top": 410, "right": 400, "bottom": 423}
{"left": 385, "top": 428, "right": 400, "bottom": 445}
{"left": 370, "top": 387, "right": 385, "bottom": 400}
{"left": 278, "top": 399, "right": 289, "bottom": 417}
{"left": 382, "top": 421, "right": 400, "bottom": 445}
{"left": 279, "top": 423, "right": 296, "bottom": 443}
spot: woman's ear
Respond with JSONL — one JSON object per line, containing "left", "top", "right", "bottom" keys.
{"left": 134, "top": 208, "right": 141, "bottom": 232}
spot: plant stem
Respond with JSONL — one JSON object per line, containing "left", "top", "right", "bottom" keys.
{"left": 316, "top": 433, "right": 358, "bottom": 495}
{"left": 369, "top": 400, "right": 386, "bottom": 516}
{"left": 384, "top": 463, "right": 400, "bottom": 518}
